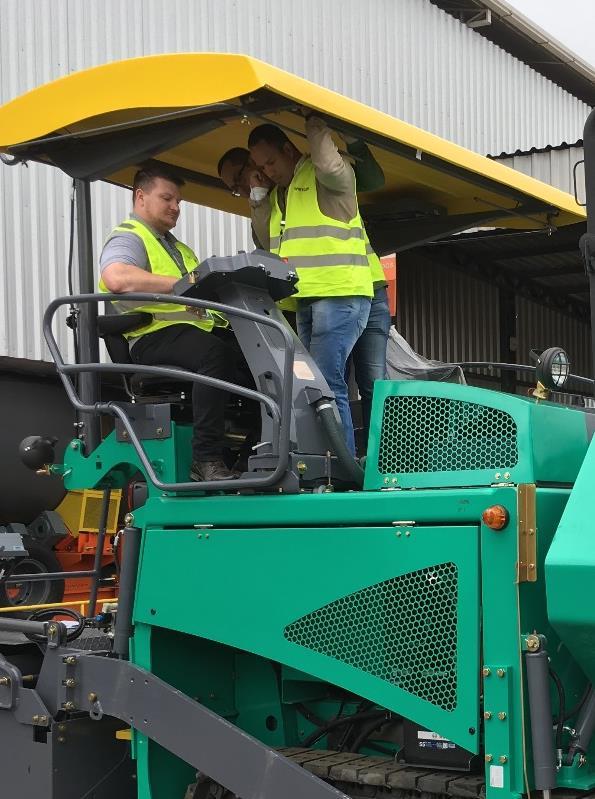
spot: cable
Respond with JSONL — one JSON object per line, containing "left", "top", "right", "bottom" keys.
{"left": 112, "top": 529, "right": 122, "bottom": 579}
{"left": 549, "top": 668, "right": 566, "bottom": 751}
{"left": 553, "top": 683, "right": 591, "bottom": 725}
{"left": 25, "top": 607, "right": 85, "bottom": 647}
{"left": 351, "top": 714, "right": 391, "bottom": 753}
{"left": 67, "top": 179, "right": 76, "bottom": 298}
{"left": 295, "top": 703, "right": 327, "bottom": 729}
{"left": 337, "top": 699, "right": 375, "bottom": 751}
{"left": 301, "top": 709, "right": 386, "bottom": 748}
{"left": 65, "top": 179, "right": 80, "bottom": 377}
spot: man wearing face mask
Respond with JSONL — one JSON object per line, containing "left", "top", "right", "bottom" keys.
{"left": 217, "top": 148, "right": 271, "bottom": 248}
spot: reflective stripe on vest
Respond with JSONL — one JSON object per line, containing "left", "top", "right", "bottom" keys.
{"left": 269, "top": 159, "right": 373, "bottom": 299}
{"left": 98, "top": 218, "right": 227, "bottom": 340}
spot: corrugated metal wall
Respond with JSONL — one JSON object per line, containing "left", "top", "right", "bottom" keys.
{"left": 397, "top": 251, "right": 591, "bottom": 387}
{"left": 516, "top": 296, "right": 591, "bottom": 380}
{"left": 494, "top": 146, "right": 585, "bottom": 198}
{"left": 0, "top": 0, "right": 591, "bottom": 362}
{"left": 397, "top": 252, "right": 500, "bottom": 366}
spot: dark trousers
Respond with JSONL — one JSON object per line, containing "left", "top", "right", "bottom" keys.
{"left": 131, "top": 325, "right": 235, "bottom": 462}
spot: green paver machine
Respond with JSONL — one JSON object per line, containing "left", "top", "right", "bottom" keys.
{"left": 0, "top": 53, "right": 594, "bottom": 799}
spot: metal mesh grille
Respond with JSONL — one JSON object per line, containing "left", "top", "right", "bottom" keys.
{"left": 284, "top": 562, "right": 458, "bottom": 710}
{"left": 378, "top": 396, "right": 518, "bottom": 474}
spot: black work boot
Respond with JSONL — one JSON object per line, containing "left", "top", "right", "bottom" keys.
{"left": 190, "top": 459, "right": 238, "bottom": 482}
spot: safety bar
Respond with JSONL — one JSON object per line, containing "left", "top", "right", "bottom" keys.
{"left": 0, "top": 598, "right": 118, "bottom": 614}
{"left": 457, "top": 361, "right": 594, "bottom": 387}
{"left": 44, "top": 293, "right": 295, "bottom": 492}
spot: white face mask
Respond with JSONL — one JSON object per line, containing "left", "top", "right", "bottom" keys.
{"left": 250, "top": 186, "right": 269, "bottom": 202}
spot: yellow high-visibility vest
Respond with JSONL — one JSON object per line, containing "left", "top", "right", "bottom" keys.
{"left": 269, "top": 159, "right": 373, "bottom": 299}
{"left": 98, "top": 218, "right": 226, "bottom": 340}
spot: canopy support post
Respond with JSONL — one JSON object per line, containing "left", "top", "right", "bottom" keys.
{"left": 74, "top": 178, "right": 101, "bottom": 452}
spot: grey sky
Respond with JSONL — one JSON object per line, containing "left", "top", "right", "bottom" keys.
{"left": 505, "top": 0, "right": 595, "bottom": 69}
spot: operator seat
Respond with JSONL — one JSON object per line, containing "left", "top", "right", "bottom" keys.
{"left": 97, "top": 312, "right": 193, "bottom": 401}
{"left": 97, "top": 313, "right": 257, "bottom": 460}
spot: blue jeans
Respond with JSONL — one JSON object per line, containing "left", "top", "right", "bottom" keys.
{"left": 351, "top": 286, "right": 391, "bottom": 440}
{"left": 297, "top": 295, "right": 371, "bottom": 456}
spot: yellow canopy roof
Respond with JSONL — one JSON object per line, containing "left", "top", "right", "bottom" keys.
{"left": 0, "top": 53, "right": 585, "bottom": 251}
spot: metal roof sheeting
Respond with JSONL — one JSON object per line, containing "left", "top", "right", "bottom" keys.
{"left": 430, "top": 0, "right": 595, "bottom": 106}
{"left": 0, "top": 0, "right": 592, "bottom": 362}
{"left": 492, "top": 144, "right": 585, "bottom": 200}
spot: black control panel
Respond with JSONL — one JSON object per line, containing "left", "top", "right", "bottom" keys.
{"left": 174, "top": 250, "right": 298, "bottom": 303}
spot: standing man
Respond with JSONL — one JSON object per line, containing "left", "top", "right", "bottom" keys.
{"left": 218, "top": 133, "right": 391, "bottom": 452}
{"left": 247, "top": 118, "right": 373, "bottom": 455}
{"left": 99, "top": 164, "right": 237, "bottom": 482}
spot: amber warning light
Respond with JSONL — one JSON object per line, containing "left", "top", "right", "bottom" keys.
{"left": 482, "top": 505, "right": 509, "bottom": 531}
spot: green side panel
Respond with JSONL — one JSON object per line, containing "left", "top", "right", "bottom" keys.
{"left": 546, "top": 434, "right": 595, "bottom": 685}
{"left": 525, "top": 490, "right": 595, "bottom": 791}
{"left": 529, "top": 402, "right": 589, "bottom": 484}
{"left": 62, "top": 423, "right": 192, "bottom": 494}
{"left": 133, "top": 523, "right": 480, "bottom": 751}
{"left": 365, "top": 381, "right": 588, "bottom": 490}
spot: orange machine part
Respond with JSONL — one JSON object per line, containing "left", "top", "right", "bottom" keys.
{"left": 380, "top": 253, "right": 397, "bottom": 316}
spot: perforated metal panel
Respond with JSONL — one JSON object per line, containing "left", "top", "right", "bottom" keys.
{"left": 378, "top": 396, "right": 518, "bottom": 475}
{"left": 284, "top": 562, "right": 458, "bottom": 711}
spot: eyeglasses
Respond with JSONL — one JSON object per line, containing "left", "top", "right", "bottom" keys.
{"left": 230, "top": 155, "right": 251, "bottom": 197}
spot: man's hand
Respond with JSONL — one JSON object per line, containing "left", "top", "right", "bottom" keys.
{"left": 248, "top": 169, "right": 269, "bottom": 189}
{"left": 185, "top": 306, "right": 208, "bottom": 319}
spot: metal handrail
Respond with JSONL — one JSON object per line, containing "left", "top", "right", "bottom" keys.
{"left": 44, "top": 293, "right": 296, "bottom": 492}
{"left": 457, "top": 361, "right": 594, "bottom": 388}
{"left": 0, "top": 598, "right": 118, "bottom": 615}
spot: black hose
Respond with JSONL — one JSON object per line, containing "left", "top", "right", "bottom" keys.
{"left": 351, "top": 714, "right": 391, "bottom": 753}
{"left": 25, "top": 607, "right": 85, "bottom": 646}
{"left": 314, "top": 400, "right": 364, "bottom": 487}
{"left": 295, "top": 703, "right": 327, "bottom": 729}
{"left": 301, "top": 709, "right": 386, "bottom": 748}
{"left": 550, "top": 668, "right": 566, "bottom": 751}
{"left": 554, "top": 683, "right": 592, "bottom": 725}
{"left": 65, "top": 179, "right": 80, "bottom": 376}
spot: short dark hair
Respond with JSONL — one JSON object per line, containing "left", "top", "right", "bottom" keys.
{"left": 217, "top": 147, "right": 249, "bottom": 176}
{"left": 132, "top": 164, "right": 185, "bottom": 195}
{"left": 247, "top": 124, "right": 292, "bottom": 151}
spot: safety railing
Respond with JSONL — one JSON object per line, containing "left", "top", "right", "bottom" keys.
{"left": 0, "top": 598, "right": 118, "bottom": 615}
{"left": 43, "top": 293, "right": 295, "bottom": 493}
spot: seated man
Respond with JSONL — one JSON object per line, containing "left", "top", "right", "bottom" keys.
{"left": 98, "top": 164, "right": 237, "bottom": 482}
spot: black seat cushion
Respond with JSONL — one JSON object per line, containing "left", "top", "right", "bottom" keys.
{"left": 130, "top": 367, "right": 193, "bottom": 396}
{"left": 97, "top": 312, "right": 152, "bottom": 337}
{"left": 98, "top": 314, "right": 191, "bottom": 396}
